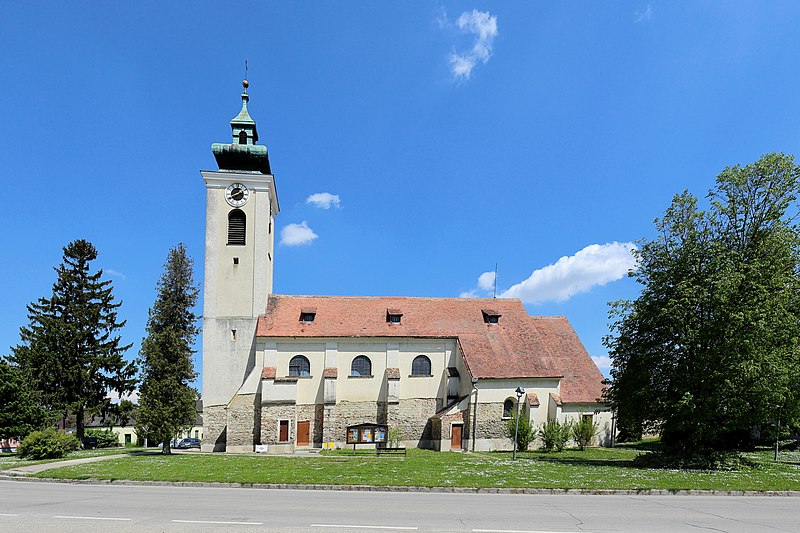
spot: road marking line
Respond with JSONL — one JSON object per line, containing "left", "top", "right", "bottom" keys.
{"left": 54, "top": 515, "right": 132, "bottom": 521}
{"left": 311, "top": 526, "right": 418, "bottom": 531}
{"left": 172, "top": 519, "right": 264, "bottom": 525}
{"left": 0, "top": 513, "right": 19, "bottom": 517}
{"left": 473, "top": 530, "right": 590, "bottom": 533}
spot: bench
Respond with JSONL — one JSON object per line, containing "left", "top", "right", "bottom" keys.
{"left": 376, "top": 447, "right": 406, "bottom": 456}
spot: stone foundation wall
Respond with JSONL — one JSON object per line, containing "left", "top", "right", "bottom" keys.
{"left": 260, "top": 403, "right": 296, "bottom": 445}
{"left": 388, "top": 398, "right": 437, "bottom": 446}
{"left": 202, "top": 404, "right": 228, "bottom": 452}
{"left": 226, "top": 393, "right": 259, "bottom": 452}
{"left": 474, "top": 402, "right": 507, "bottom": 440}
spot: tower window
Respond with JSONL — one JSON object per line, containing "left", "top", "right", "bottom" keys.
{"left": 238, "top": 130, "right": 248, "bottom": 145}
{"left": 228, "top": 209, "right": 246, "bottom": 245}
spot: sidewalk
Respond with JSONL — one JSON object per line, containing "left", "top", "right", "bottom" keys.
{"left": 0, "top": 451, "right": 159, "bottom": 476}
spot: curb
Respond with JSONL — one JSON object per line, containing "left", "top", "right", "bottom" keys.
{"left": 2, "top": 474, "right": 799, "bottom": 497}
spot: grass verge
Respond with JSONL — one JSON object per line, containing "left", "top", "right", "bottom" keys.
{"left": 1, "top": 447, "right": 145, "bottom": 469}
{"left": 34, "top": 446, "right": 800, "bottom": 491}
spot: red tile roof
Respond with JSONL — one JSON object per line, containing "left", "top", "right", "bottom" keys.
{"left": 256, "top": 295, "right": 604, "bottom": 403}
{"left": 531, "top": 316, "right": 605, "bottom": 404}
{"left": 261, "top": 367, "right": 276, "bottom": 379}
{"left": 322, "top": 367, "right": 338, "bottom": 378}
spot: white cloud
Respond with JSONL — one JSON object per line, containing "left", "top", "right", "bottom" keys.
{"left": 445, "top": 9, "right": 498, "bottom": 80}
{"left": 459, "top": 270, "right": 497, "bottom": 298}
{"left": 477, "top": 271, "right": 496, "bottom": 291}
{"left": 104, "top": 268, "right": 126, "bottom": 280}
{"left": 591, "top": 355, "right": 612, "bottom": 371}
{"left": 634, "top": 4, "right": 653, "bottom": 23}
{"left": 500, "top": 242, "right": 638, "bottom": 304}
{"left": 306, "top": 192, "right": 341, "bottom": 209}
{"left": 592, "top": 355, "right": 612, "bottom": 378}
{"left": 280, "top": 222, "right": 319, "bottom": 246}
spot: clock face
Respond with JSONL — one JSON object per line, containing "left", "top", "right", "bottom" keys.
{"left": 225, "top": 183, "right": 249, "bottom": 207}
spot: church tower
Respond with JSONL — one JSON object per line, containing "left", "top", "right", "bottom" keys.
{"left": 201, "top": 81, "right": 279, "bottom": 452}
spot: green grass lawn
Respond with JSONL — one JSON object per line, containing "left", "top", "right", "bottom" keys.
{"left": 0, "top": 447, "right": 145, "bottom": 469}
{"left": 33, "top": 445, "right": 800, "bottom": 491}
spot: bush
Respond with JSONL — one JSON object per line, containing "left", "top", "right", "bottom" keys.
{"left": 388, "top": 427, "right": 403, "bottom": 448}
{"left": 572, "top": 416, "right": 599, "bottom": 450}
{"left": 17, "top": 429, "right": 80, "bottom": 459}
{"left": 505, "top": 412, "right": 536, "bottom": 452}
{"left": 84, "top": 428, "right": 119, "bottom": 448}
{"left": 539, "top": 419, "right": 572, "bottom": 452}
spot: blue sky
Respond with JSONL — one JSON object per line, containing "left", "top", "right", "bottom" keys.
{"left": 2, "top": 2, "right": 800, "bottom": 389}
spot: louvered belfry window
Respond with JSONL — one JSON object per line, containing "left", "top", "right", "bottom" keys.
{"left": 228, "top": 209, "right": 246, "bottom": 245}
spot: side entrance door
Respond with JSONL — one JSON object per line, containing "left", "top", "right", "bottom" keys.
{"left": 297, "top": 421, "right": 310, "bottom": 446}
{"left": 451, "top": 424, "right": 463, "bottom": 450}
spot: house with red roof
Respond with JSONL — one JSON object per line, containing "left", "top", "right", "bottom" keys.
{"left": 200, "top": 82, "right": 612, "bottom": 453}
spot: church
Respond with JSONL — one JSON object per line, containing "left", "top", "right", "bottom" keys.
{"left": 200, "top": 82, "right": 612, "bottom": 453}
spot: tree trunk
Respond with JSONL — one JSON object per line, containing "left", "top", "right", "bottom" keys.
{"left": 162, "top": 440, "right": 171, "bottom": 455}
{"left": 76, "top": 406, "right": 85, "bottom": 444}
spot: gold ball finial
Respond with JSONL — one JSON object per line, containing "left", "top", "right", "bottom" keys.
{"left": 242, "top": 79, "right": 249, "bottom": 89}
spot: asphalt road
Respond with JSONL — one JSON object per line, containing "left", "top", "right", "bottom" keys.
{"left": 1, "top": 479, "right": 797, "bottom": 532}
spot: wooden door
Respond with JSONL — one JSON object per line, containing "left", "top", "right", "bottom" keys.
{"left": 297, "top": 421, "right": 310, "bottom": 446}
{"left": 451, "top": 424, "right": 463, "bottom": 450}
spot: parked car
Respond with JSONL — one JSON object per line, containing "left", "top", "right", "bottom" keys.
{"left": 175, "top": 438, "right": 200, "bottom": 449}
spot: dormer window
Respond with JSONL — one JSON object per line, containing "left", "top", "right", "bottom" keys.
{"left": 482, "top": 309, "right": 501, "bottom": 324}
{"left": 300, "top": 308, "right": 316, "bottom": 323}
{"left": 386, "top": 308, "right": 403, "bottom": 324}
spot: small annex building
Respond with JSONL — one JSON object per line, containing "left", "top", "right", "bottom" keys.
{"left": 201, "top": 82, "right": 612, "bottom": 453}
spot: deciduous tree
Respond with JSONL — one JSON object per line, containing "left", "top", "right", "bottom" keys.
{"left": 605, "top": 153, "right": 800, "bottom": 462}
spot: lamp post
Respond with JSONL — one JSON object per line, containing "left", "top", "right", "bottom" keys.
{"left": 513, "top": 386, "right": 525, "bottom": 460}
{"left": 471, "top": 378, "right": 479, "bottom": 452}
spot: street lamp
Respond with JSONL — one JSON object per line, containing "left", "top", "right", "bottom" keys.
{"left": 471, "top": 378, "right": 479, "bottom": 452}
{"left": 513, "top": 386, "right": 525, "bottom": 460}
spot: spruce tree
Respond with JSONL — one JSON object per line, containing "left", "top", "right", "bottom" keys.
{"left": 11, "top": 239, "right": 135, "bottom": 441}
{"left": 136, "top": 244, "right": 200, "bottom": 455}
{"left": 0, "top": 359, "right": 49, "bottom": 440}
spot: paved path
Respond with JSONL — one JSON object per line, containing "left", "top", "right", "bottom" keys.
{"left": 1, "top": 451, "right": 161, "bottom": 475}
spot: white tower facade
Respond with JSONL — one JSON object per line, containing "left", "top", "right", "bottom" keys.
{"left": 201, "top": 81, "right": 279, "bottom": 452}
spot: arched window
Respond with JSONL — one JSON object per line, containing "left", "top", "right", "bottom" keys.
{"left": 351, "top": 355, "right": 372, "bottom": 377}
{"left": 238, "top": 130, "right": 248, "bottom": 145}
{"left": 503, "top": 398, "right": 516, "bottom": 419}
{"left": 289, "top": 355, "right": 310, "bottom": 377}
{"left": 228, "top": 209, "right": 246, "bottom": 245}
{"left": 411, "top": 355, "right": 431, "bottom": 376}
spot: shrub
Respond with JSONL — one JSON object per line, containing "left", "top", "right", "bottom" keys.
{"left": 17, "top": 429, "right": 80, "bottom": 459}
{"left": 84, "top": 428, "right": 120, "bottom": 448}
{"left": 539, "top": 419, "right": 572, "bottom": 452}
{"left": 572, "top": 415, "right": 599, "bottom": 450}
{"left": 505, "top": 412, "right": 536, "bottom": 452}
{"left": 388, "top": 427, "right": 403, "bottom": 448}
